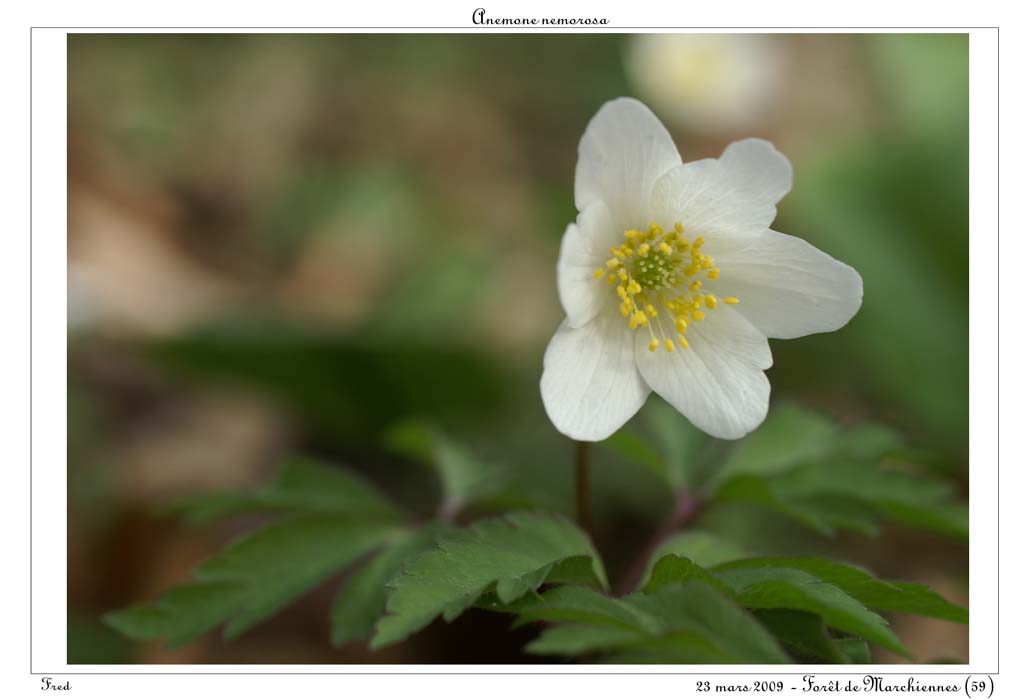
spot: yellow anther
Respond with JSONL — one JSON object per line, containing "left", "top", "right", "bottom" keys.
{"left": 605, "top": 223, "right": 735, "bottom": 343}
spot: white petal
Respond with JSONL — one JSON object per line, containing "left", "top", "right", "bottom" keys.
{"left": 575, "top": 97, "right": 681, "bottom": 231}
{"left": 706, "top": 229, "right": 863, "bottom": 339}
{"left": 649, "top": 138, "right": 792, "bottom": 254}
{"left": 541, "top": 313, "right": 650, "bottom": 442}
{"left": 719, "top": 138, "right": 792, "bottom": 209}
{"left": 557, "top": 202, "right": 618, "bottom": 328}
{"left": 634, "top": 308, "right": 771, "bottom": 440}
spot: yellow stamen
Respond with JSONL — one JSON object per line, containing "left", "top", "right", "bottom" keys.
{"left": 592, "top": 222, "right": 738, "bottom": 356}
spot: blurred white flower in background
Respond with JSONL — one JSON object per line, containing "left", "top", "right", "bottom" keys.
{"left": 626, "top": 34, "right": 785, "bottom": 134}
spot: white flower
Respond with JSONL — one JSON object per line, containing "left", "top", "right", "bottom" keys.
{"left": 540, "top": 98, "right": 862, "bottom": 442}
{"left": 626, "top": 34, "right": 784, "bottom": 134}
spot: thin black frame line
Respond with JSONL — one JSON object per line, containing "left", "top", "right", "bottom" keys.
{"left": 35, "top": 25, "right": 997, "bottom": 676}
{"left": 33, "top": 25, "right": 1000, "bottom": 29}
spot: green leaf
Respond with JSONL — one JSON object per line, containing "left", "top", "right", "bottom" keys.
{"left": 837, "top": 423, "right": 906, "bottom": 460}
{"left": 518, "top": 584, "right": 790, "bottom": 663}
{"left": 752, "top": 610, "right": 872, "bottom": 664}
{"left": 106, "top": 516, "right": 397, "bottom": 647}
{"left": 653, "top": 531, "right": 748, "bottom": 569}
{"left": 879, "top": 501, "right": 968, "bottom": 540}
{"left": 712, "top": 457, "right": 966, "bottom": 539}
{"left": 753, "top": 609, "right": 848, "bottom": 663}
{"left": 603, "top": 430, "right": 667, "bottom": 483}
{"left": 384, "top": 420, "right": 503, "bottom": 515}
{"left": 645, "top": 400, "right": 708, "bottom": 491}
{"left": 330, "top": 526, "right": 447, "bottom": 646}
{"left": 712, "top": 566, "right": 909, "bottom": 656}
{"left": 713, "top": 475, "right": 872, "bottom": 536}
{"left": 525, "top": 625, "right": 641, "bottom": 656}
{"left": 104, "top": 581, "right": 247, "bottom": 649}
{"left": 836, "top": 638, "right": 872, "bottom": 664}
{"left": 512, "top": 586, "right": 655, "bottom": 631}
{"left": 604, "top": 401, "right": 709, "bottom": 491}
{"left": 523, "top": 582, "right": 789, "bottom": 663}
{"left": 372, "top": 512, "right": 606, "bottom": 648}
{"left": 626, "top": 583, "right": 789, "bottom": 663}
{"left": 711, "top": 403, "right": 839, "bottom": 487}
{"left": 713, "top": 558, "right": 967, "bottom": 623}
{"left": 172, "top": 455, "right": 403, "bottom": 525}
{"left": 643, "top": 555, "right": 736, "bottom": 596}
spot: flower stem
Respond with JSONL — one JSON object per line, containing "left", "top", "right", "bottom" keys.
{"left": 574, "top": 440, "right": 592, "bottom": 534}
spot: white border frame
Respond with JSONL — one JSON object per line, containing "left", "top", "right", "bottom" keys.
{"left": 27, "top": 25, "right": 998, "bottom": 681}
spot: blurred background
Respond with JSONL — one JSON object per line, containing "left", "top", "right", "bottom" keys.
{"left": 67, "top": 32, "right": 969, "bottom": 664}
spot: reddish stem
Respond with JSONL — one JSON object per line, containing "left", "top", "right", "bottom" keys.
{"left": 617, "top": 490, "right": 706, "bottom": 595}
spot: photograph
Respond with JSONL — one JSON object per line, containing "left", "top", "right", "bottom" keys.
{"left": 63, "top": 31, "right": 971, "bottom": 666}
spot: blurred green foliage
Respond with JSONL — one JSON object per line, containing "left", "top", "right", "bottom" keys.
{"left": 69, "top": 33, "right": 969, "bottom": 664}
